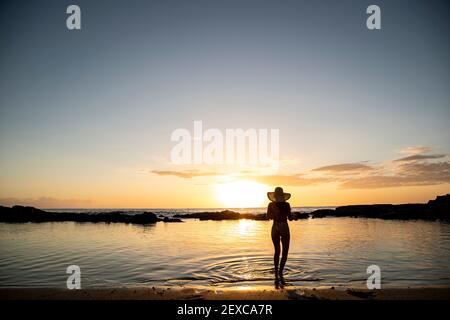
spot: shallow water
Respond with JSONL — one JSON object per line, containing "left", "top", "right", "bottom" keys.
{"left": 1, "top": 218, "right": 450, "bottom": 288}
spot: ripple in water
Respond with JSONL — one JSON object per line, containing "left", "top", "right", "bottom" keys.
{"left": 0, "top": 218, "right": 450, "bottom": 288}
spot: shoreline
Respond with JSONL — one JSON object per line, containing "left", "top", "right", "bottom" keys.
{"left": 1, "top": 286, "right": 450, "bottom": 300}
{"left": 1, "top": 194, "right": 449, "bottom": 223}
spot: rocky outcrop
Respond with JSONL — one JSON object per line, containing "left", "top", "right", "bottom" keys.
{"left": 0, "top": 205, "right": 181, "bottom": 224}
{"left": 174, "top": 210, "right": 241, "bottom": 220}
{"left": 174, "top": 210, "right": 270, "bottom": 220}
{"left": 292, "top": 212, "right": 310, "bottom": 219}
{"left": 1, "top": 194, "right": 448, "bottom": 223}
{"left": 174, "top": 210, "right": 309, "bottom": 221}
{"left": 308, "top": 209, "right": 335, "bottom": 218}
{"left": 310, "top": 194, "right": 450, "bottom": 221}
{"left": 428, "top": 194, "right": 450, "bottom": 214}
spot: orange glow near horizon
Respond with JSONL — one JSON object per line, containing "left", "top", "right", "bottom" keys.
{"left": 1, "top": 172, "right": 449, "bottom": 209}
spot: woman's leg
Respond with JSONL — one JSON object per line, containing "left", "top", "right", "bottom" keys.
{"left": 271, "top": 229, "right": 281, "bottom": 276}
{"left": 279, "top": 231, "right": 290, "bottom": 276}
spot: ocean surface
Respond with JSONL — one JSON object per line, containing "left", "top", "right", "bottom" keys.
{"left": 1, "top": 207, "right": 450, "bottom": 289}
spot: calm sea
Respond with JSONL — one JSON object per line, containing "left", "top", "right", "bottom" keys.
{"left": 1, "top": 207, "right": 449, "bottom": 288}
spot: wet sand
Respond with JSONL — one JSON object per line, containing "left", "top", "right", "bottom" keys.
{"left": 1, "top": 286, "right": 449, "bottom": 300}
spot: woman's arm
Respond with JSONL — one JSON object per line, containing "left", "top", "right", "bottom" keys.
{"left": 287, "top": 203, "right": 293, "bottom": 221}
{"left": 266, "top": 202, "right": 274, "bottom": 220}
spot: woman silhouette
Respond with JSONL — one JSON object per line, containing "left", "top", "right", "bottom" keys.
{"left": 267, "top": 187, "right": 292, "bottom": 279}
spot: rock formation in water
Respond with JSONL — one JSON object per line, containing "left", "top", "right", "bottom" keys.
{"left": 310, "top": 194, "right": 450, "bottom": 220}
{"left": 175, "top": 210, "right": 311, "bottom": 221}
{"left": 1, "top": 194, "right": 449, "bottom": 223}
{"left": 0, "top": 205, "right": 182, "bottom": 224}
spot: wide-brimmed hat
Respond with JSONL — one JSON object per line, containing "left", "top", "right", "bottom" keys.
{"left": 267, "top": 187, "right": 291, "bottom": 202}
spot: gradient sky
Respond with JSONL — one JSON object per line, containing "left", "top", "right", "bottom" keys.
{"left": 1, "top": 0, "right": 449, "bottom": 208}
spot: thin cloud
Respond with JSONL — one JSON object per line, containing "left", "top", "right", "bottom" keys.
{"left": 151, "top": 169, "right": 331, "bottom": 186}
{"left": 245, "top": 174, "right": 332, "bottom": 187}
{"left": 312, "top": 163, "right": 373, "bottom": 172}
{"left": 399, "top": 161, "right": 450, "bottom": 179}
{"left": 340, "top": 175, "right": 433, "bottom": 189}
{"left": 393, "top": 154, "right": 446, "bottom": 162}
{"left": 400, "top": 146, "right": 433, "bottom": 155}
{"left": 341, "top": 161, "right": 450, "bottom": 189}
{"left": 152, "top": 170, "right": 220, "bottom": 178}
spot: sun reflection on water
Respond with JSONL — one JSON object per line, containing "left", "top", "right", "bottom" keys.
{"left": 238, "top": 219, "right": 257, "bottom": 235}
{"left": 236, "top": 286, "right": 253, "bottom": 291}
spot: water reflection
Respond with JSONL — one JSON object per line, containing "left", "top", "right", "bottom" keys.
{"left": 0, "top": 219, "right": 449, "bottom": 288}
{"left": 274, "top": 277, "right": 286, "bottom": 289}
{"left": 238, "top": 219, "right": 257, "bottom": 236}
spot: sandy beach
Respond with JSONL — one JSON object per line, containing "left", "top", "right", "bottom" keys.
{"left": 1, "top": 286, "right": 450, "bottom": 300}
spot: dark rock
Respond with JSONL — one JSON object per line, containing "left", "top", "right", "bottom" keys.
{"left": 240, "top": 213, "right": 268, "bottom": 220}
{"left": 292, "top": 212, "right": 309, "bottom": 220}
{"left": 310, "top": 195, "right": 450, "bottom": 221}
{"left": 175, "top": 211, "right": 270, "bottom": 221}
{"left": 428, "top": 194, "right": 450, "bottom": 218}
{"left": 428, "top": 193, "right": 450, "bottom": 206}
{"left": 174, "top": 210, "right": 241, "bottom": 220}
{"left": 163, "top": 216, "right": 183, "bottom": 223}
{"left": 174, "top": 210, "right": 306, "bottom": 221}
{"left": 310, "top": 209, "right": 335, "bottom": 218}
{"left": 0, "top": 206, "right": 160, "bottom": 224}
{"left": 131, "top": 212, "right": 159, "bottom": 224}
{"left": 198, "top": 210, "right": 240, "bottom": 220}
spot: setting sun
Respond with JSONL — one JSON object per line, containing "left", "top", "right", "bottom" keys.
{"left": 215, "top": 180, "right": 268, "bottom": 208}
